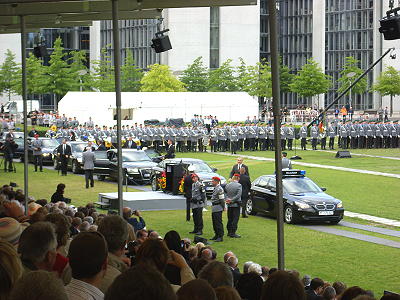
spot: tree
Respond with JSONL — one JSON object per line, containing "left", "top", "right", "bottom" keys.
{"left": 180, "top": 56, "right": 208, "bottom": 92}
{"left": 121, "top": 51, "right": 143, "bottom": 92}
{"left": 0, "top": 49, "right": 20, "bottom": 101}
{"left": 337, "top": 56, "right": 367, "bottom": 105}
{"left": 47, "top": 37, "right": 75, "bottom": 103}
{"left": 290, "top": 58, "right": 332, "bottom": 104}
{"left": 140, "top": 64, "right": 186, "bottom": 92}
{"left": 22, "top": 53, "right": 48, "bottom": 95}
{"left": 69, "top": 50, "right": 91, "bottom": 91}
{"left": 242, "top": 59, "right": 272, "bottom": 101}
{"left": 208, "top": 59, "right": 239, "bottom": 92}
{"left": 236, "top": 57, "right": 252, "bottom": 92}
{"left": 372, "top": 66, "right": 400, "bottom": 116}
{"left": 91, "top": 46, "right": 115, "bottom": 92}
{"left": 279, "top": 59, "right": 294, "bottom": 94}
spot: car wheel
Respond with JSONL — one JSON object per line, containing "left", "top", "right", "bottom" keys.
{"left": 284, "top": 205, "right": 295, "bottom": 224}
{"left": 53, "top": 158, "right": 59, "bottom": 170}
{"left": 151, "top": 177, "right": 159, "bottom": 191}
{"left": 97, "top": 175, "right": 105, "bottom": 181}
{"left": 72, "top": 161, "right": 80, "bottom": 174}
{"left": 246, "top": 199, "right": 257, "bottom": 215}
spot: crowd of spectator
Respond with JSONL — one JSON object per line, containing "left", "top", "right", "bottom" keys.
{"left": 0, "top": 182, "right": 399, "bottom": 300}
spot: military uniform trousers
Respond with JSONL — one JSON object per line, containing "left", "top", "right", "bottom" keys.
{"left": 192, "top": 207, "right": 203, "bottom": 233}
{"left": 227, "top": 207, "right": 240, "bottom": 235}
{"left": 329, "top": 137, "right": 335, "bottom": 149}
{"left": 301, "top": 138, "right": 306, "bottom": 150}
{"left": 212, "top": 211, "right": 224, "bottom": 238}
{"left": 33, "top": 154, "right": 43, "bottom": 171}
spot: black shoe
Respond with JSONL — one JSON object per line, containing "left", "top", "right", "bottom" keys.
{"left": 189, "top": 231, "right": 197, "bottom": 234}
{"left": 210, "top": 236, "right": 217, "bottom": 240}
{"left": 214, "top": 237, "right": 223, "bottom": 242}
{"left": 229, "top": 234, "right": 241, "bottom": 238}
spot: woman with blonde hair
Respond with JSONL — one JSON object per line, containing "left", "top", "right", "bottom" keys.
{"left": 0, "top": 240, "right": 23, "bottom": 300}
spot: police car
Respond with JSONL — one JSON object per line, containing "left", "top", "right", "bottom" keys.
{"left": 247, "top": 170, "right": 344, "bottom": 224}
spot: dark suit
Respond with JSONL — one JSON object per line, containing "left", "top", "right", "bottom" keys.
{"left": 239, "top": 174, "right": 251, "bottom": 217}
{"left": 56, "top": 144, "right": 72, "bottom": 175}
{"left": 165, "top": 144, "right": 175, "bottom": 159}
{"left": 305, "top": 289, "right": 323, "bottom": 300}
{"left": 231, "top": 268, "right": 241, "bottom": 287}
{"left": 183, "top": 174, "right": 193, "bottom": 221}
{"left": 124, "top": 140, "right": 137, "bottom": 149}
{"left": 229, "top": 163, "right": 249, "bottom": 178}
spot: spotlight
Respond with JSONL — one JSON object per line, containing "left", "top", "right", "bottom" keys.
{"left": 390, "top": 53, "right": 397, "bottom": 59}
{"left": 151, "top": 29, "right": 172, "bottom": 53}
{"left": 379, "top": 6, "right": 400, "bottom": 40}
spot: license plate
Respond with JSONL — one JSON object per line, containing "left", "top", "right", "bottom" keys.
{"left": 319, "top": 211, "right": 334, "bottom": 216}
{"left": 206, "top": 187, "right": 214, "bottom": 191}
{"left": 143, "top": 174, "right": 150, "bottom": 177}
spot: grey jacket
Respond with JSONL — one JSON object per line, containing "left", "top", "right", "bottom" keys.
{"left": 282, "top": 157, "right": 292, "bottom": 169}
{"left": 211, "top": 184, "right": 225, "bottom": 213}
{"left": 225, "top": 181, "right": 242, "bottom": 208}
{"left": 31, "top": 139, "right": 43, "bottom": 156}
{"left": 191, "top": 181, "right": 206, "bottom": 209}
{"left": 82, "top": 150, "right": 96, "bottom": 170}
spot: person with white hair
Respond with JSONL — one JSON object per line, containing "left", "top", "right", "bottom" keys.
{"left": 226, "top": 255, "right": 241, "bottom": 286}
{"left": 243, "top": 261, "right": 254, "bottom": 274}
{"left": 248, "top": 263, "right": 262, "bottom": 276}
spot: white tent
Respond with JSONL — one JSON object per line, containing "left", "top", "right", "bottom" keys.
{"left": 59, "top": 91, "right": 258, "bottom": 126}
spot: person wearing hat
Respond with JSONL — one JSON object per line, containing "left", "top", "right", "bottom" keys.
{"left": 31, "top": 134, "right": 44, "bottom": 172}
{"left": 210, "top": 176, "right": 225, "bottom": 242}
{"left": 189, "top": 173, "right": 206, "bottom": 235}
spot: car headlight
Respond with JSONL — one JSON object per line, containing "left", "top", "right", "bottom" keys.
{"left": 336, "top": 201, "right": 343, "bottom": 208}
{"left": 127, "top": 168, "right": 139, "bottom": 173}
{"left": 294, "top": 201, "right": 311, "bottom": 209}
{"left": 43, "top": 153, "right": 50, "bottom": 157}
{"left": 77, "top": 157, "right": 83, "bottom": 163}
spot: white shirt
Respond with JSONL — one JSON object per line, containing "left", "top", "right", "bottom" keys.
{"left": 65, "top": 278, "right": 104, "bottom": 300}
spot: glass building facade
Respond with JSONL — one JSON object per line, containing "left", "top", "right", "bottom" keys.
{"left": 100, "top": 19, "right": 160, "bottom": 69}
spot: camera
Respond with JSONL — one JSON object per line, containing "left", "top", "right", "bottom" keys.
{"left": 379, "top": 7, "right": 400, "bottom": 40}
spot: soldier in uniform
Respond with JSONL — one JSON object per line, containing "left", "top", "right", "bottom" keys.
{"left": 225, "top": 174, "right": 243, "bottom": 238}
{"left": 374, "top": 122, "right": 383, "bottom": 148}
{"left": 229, "top": 125, "right": 239, "bottom": 154}
{"left": 339, "top": 122, "right": 348, "bottom": 149}
{"left": 310, "top": 123, "right": 319, "bottom": 150}
{"left": 268, "top": 123, "right": 275, "bottom": 151}
{"left": 327, "top": 122, "right": 336, "bottom": 150}
{"left": 390, "top": 121, "right": 398, "bottom": 148}
{"left": 210, "top": 176, "right": 225, "bottom": 242}
{"left": 299, "top": 123, "right": 308, "bottom": 150}
{"left": 280, "top": 125, "right": 287, "bottom": 151}
{"left": 209, "top": 127, "right": 218, "bottom": 152}
{"left": 359, "top": 121, "right": 367, "bottom": 149}
{"left": 382, "top": 121, "right": 390, "bottom": 148}
{"left": 238, "top": 124, "right": 245, "bottom": 152}
{"left": 286, "top": 124, "right": 295, "bottom": 151}
{"left": 350, "top": 122, "right": 358, "bottom": 149}
{"left": 366, "top": 121, "right": 374, "bottom": 149}
{"left": 189, "top": 174, "right": 206, "bottom": 235}
{"left": 31, "top": 134, "right": 44, "bottom": 172}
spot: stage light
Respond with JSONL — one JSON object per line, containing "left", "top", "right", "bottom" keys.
{"left": 151, "top": 29, "right": 172, "bottom": 53}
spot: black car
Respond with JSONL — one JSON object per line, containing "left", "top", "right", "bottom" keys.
{"left": 150, "top": 158, "right": 226, "bottom": 197}
{"left": 247, "top": 170, "right": 344, "bottom": 224}
{"left": 93, "top": 149, "right": 157, "bottom": 184}
{"left": 53, "top": 142, "right": 98, "bottom": 174}
{"left": 25, "top": 137, "right": 60, "bottom": 164}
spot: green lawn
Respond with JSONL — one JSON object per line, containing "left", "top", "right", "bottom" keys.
{"left": 1, "top": 162, "right": 139, "bottom": 207}
{"left": 176, "top": 152, "right": 400, "bottom": 221}
{"left": 142, "top": 209, "right": 400, "bottom": 295}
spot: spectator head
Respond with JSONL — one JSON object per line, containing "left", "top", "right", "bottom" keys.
{"left": 122, "top": 207, "right": 132, "bottom": 220}
{"left": 83, "top": 216, "right": 94, "bottom": 225}
{"left": 248, "top": 263, "right": 262, "bottom": 276}
{"left": 332, "top": 281, "right": 347, "bottom": 296}
{"left": 243, "top": 261, "right": 254, "bottom": 273}
{"left": 340, "top": 286, "right": 368, "bottom": 300}
{"left": 261, "top": 266, "right": 269, "bottom": 279}
{"left": 302, "top": 275, "right": 311, "bottom": 287}
{"left": 0, "top": 217, "right": 25, "bottom": 247}
{"left": 177, "top": 279, "right": 217, "bottom": 300}
{"left": 78, "top": 221, "right": 90, "bottom": 232}
{"left": 148, "top": 230, "right": 160, "bottom": 239}
{"left": 9, "top": 270, "right": 68, "bottom": 300}
{"left": 88, "top": 225, "right": 98, "bottom": 232}
{"left": 200, "top": 248, "right": 213, "bottom": 260}
{"left": 226, "top": 255, "right": 238, "bottom": 269}
{"left": 236, "top": 272, "right": 263, "bottom": 300}
{"left": 74, "top": 211, "right": 85, "bottom": 219}
{"left": 0, "top": 240, "right": 22, "bottom": 299}
{"left": 164, "top": 230, "right": 183, "bottom": 254}
{"left": 98, "top": 215, "right": 128, "bottom": 254}
{"left": 223, "top": 251, "right": 235, "bottom": 263}
{"left": 18, "top": 222, "right": 57, "bottom": 271}
{"left": 136, "top": 229, "right": 149, "bottom": 243}
{"left": 198, "top": 261, "right": 233, "bottom": 288}
{"left": 310, "top": 278, "right": 325, "bottom": 295}
{"left": 56, "top": 184, "right": 65, "bottom": 194}
{"left": 322, "top": 286, "right": 336, "bottom": 300}
{"left": 261, "top": 270, "right": 306, "bottom": 300}
{"left": 215, "top": 286, "right": 241, "bottom": 300}
{"left": 136, "top": 238, "right": 169, "bottom": 272}
{"left": 71, "top": 217, "right": 82, "bottom": 228}
{"left": 189, "top": 257, "right": 209, "bottom": 277}
{"left": 105, "top": 265, "right": 176, "bottom": 300}
{"left": 68, "top": 232, "right": 108, "bottom": 281}
{"left": 45, "top": 213, "right": 70, "bottom": 249}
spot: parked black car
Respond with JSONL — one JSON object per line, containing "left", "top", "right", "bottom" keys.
{"left": 247, "top": 170, "right": 344, "bottom": 224}
{"left": 150, "top": 158, "right": 226, "bottom": 197}
{"left": 25, "top": 137, "right": 60, "bottom": 164}
{"left": 53, "top": 141, "right": 98, "bottom": 174}
{"left": 93, "top": 149, "right": 157, "bottom": 184}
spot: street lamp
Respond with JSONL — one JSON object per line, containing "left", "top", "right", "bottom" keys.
{"left": 346, "top": 71, "right": 357, "bottom": 108}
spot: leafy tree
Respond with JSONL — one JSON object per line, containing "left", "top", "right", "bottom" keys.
{"left": 279, "top": 59, "right": 294, "bottom": 93}
{"left": 47, "top": 37, "right": 75, "bottom": 103}
{"left": 0, "top": 49, "right": 20, "bottom": 101}
{"left": 91, "top": 46, "right": 115, "bottom": 92}
{"left": 242, "top": 59, "right": 272, "bottom": 100}
{"left": 372, "top": 66, "right": 400, "bottom": 116}
{"left": 69, "top": 50, "right": 91, "bottom": 91}
{"left": 20, "top": 53, "right": 48, "bottom": 95}
{"left": 236, "top": 57, "right": 252, "bottom": 92}
{"left": 290, "top": 58, "right": 332, "bottom": 100}
{"left": 337, "top": 56, "right": 367, "bottom": 103}
{"left": 208, "top": 59, "right": 239, "bottom": 92}
{"left": 180, "top": 56, "right": 208, "bottom": 92}
{"left": 140, "top": 64, "right": 186, "bottom": 92}
{"left": 121, "top": 51, "right": 143, "bottom": 92}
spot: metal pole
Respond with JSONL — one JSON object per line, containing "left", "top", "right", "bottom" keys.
{"left": 267, "top": 0, "right": 285, "bottom": 270}
{"left": 20, "top": 16, "right": 29, "bottom": 214}
{"left": 112, "top": 0, "right": 123, "bottom": 215}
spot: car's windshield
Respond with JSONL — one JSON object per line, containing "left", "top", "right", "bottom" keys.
{"left": 41, "top": 139, "right": 60, "bottom": 148}
{"left": 283, "top": 177, "right": 322, "bottom": 193}
{"left": 71, "top": 143, "right": 87, "bottom": 152}
{"left": 122, "top": 151, "right": 151, "bottom": 162}
{"left": 94, "top": 151, "right": 108, "bottom": 159}
{"left": 190, "top": 162, "right": 213, "bottom": 173}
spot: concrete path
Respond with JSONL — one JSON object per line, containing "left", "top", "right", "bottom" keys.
{"left": 294, "top": 148, "right": 400, "bottom": 161}
{"left": 216, "top": 152, "right": 400, "bottom": 179}
{"left": 339, "top": 221, "right": 400, "bottom": 237}
{"left": 345, "top": 211, "right": 400, "bottom": 227}
{"left": 298, "top": 224, "right": 400, "bottom": 249}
